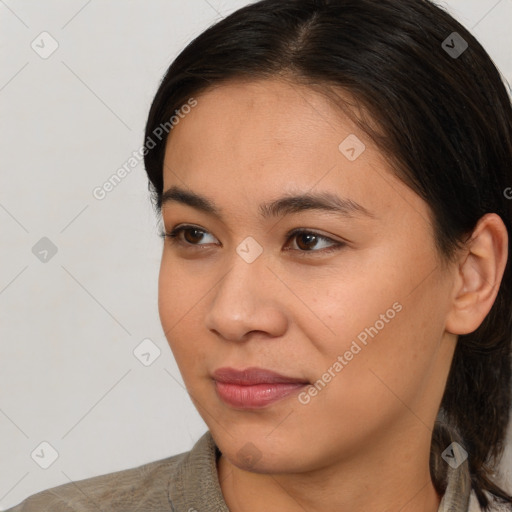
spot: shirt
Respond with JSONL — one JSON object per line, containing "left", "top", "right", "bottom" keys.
{"left": 3, "top": 430, "right": 499, "bottom": 511}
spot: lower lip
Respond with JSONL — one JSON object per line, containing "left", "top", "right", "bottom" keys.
{"left": 214, "top": 381, "right": 307, "bottom": 409}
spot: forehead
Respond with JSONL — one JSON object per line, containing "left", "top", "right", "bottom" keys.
{"left": 163, "top": 78, "right": 372, "bottom": 184}
{"left": 161, "top": 78, "right": 430, "bottom": 229}
{"left": 166, "top": 78, "right": 358, "bottom": 155}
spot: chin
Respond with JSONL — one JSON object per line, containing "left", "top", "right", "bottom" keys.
{"left": 212, "top": 426, "right": 310, "bottom": 474}
{"left": 226, "top": 445, "right": 299, "bottom": 474}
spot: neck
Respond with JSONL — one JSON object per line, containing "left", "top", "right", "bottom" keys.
{"left": 217, "top": 425, "right": 442, "bottom": 512}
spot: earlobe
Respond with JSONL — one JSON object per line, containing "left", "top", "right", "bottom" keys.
{"left": 445, "top": 213, "right": 508, "bottom": 336}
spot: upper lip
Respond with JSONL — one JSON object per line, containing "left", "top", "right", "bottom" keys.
{"left": 212, "top": 367, "right": 309, "bottom": 385}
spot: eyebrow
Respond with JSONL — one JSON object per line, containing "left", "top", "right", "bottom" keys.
{"left": 160, "top": 185, "right": 375, "bottom": 220}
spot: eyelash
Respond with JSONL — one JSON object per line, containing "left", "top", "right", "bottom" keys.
{"left": 159, "top": 225, "right": 345, "bottom": 256}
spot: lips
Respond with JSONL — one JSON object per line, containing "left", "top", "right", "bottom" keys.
{"left": 212, "top": 367, "right": 309, "bottom": 409}
{"left": 212, "top": 367, "right": 310, "bottom": 385}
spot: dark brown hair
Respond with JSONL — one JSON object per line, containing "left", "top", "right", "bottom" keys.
{"left": 143, "top": 0, "right": 512, "bottom": 508}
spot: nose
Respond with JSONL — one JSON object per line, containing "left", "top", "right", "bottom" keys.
{"left": 204, "top": 253, "right": 288, "bottom": 342}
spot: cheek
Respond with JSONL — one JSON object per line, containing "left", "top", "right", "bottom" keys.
{"left": 157, "top": 257, "right": 205, "bottom": 366}
{"left": 305, "top": 244, "right": 444, "bottom": 391}
{"left": 296, "top": 255, "right": 403, "bottom": 355}
{"left": 157, "top": 258, "right": 176, "bottom": 334}
{"left": 313, "top": 273, "right": 447, "bottom": 426}
{"left": 157, "top": 253, "right": 206, "bottom": 329}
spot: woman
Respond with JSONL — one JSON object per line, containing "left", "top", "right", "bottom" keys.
{"left": 7, "top": 0, "right": 512, "bottom": 510}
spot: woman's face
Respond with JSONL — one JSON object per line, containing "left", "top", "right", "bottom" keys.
{"left": 158, "top": 78, "right": 457, "bottom": 474}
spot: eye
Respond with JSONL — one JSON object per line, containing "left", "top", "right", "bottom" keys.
{"left": 159, "top": 225, "right": 345, "bottom": 255}
{"left": 284, "top": 228, "right": 344, "bottom": 254}
{"left": 160, "top": 225, "right": 217, "bottom": 247}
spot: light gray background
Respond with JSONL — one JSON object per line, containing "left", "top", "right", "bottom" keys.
{"left": 1, "top": 0, "right": 511, "bottom": 509}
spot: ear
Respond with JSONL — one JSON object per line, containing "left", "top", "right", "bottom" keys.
{"left": 445, "top": 213, "right": 508, "bottom": 335}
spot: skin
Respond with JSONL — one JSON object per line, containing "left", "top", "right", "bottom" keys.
{"left": 157, "top": 78, "right": 508, "bottom": 512}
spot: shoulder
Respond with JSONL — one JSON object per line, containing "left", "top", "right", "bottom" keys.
{"left": 4, "top": 449, "right": 189, "bottom": 512}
